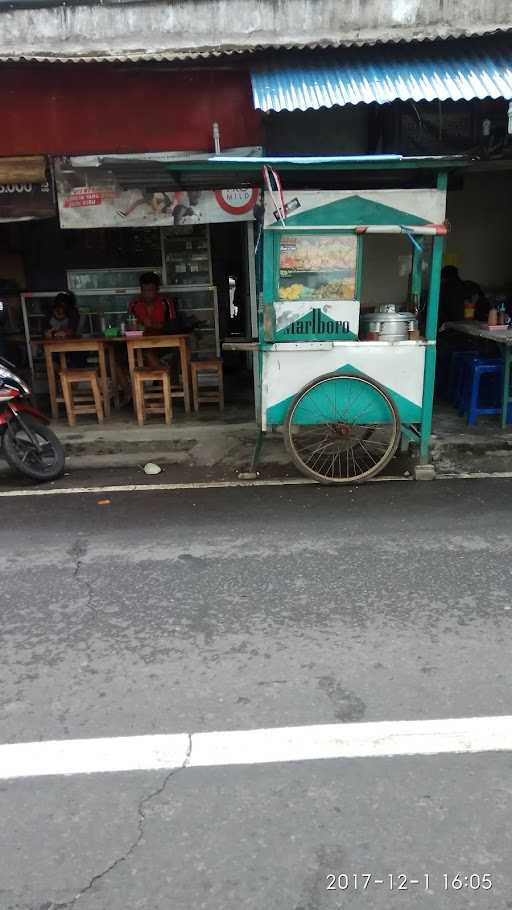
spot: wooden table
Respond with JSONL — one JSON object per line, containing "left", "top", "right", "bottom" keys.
{"left": 43, "top": 334, "right": 192, "bottom": 420}
{"left": 42, "top": 337, "right": 114, "bottom": 421}
{"left": 122, "top": 334, "right": 192, "bottom": 414}
{"left": 444, "top": 320, "right": 512, "bottom": 428}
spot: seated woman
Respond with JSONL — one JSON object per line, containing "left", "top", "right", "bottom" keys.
{"left": 45, "top": 292, "right": 80, "bottom": 339}
{"left": 45, "top": 292, "right": 86, "bottom": 368}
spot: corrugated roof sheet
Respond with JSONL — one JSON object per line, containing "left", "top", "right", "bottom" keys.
{"left": 251, "top": 38, "right": 512, "bottom": 111}
{"left": 0, "top": 28, "right": 511, "bottom": 63}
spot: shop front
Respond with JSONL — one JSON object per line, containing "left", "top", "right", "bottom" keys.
{"left": 4, "top": 147, "right": 512, "bottom": 477}
{"left": 3, "top": 151, "right": 261, "bottom": 426}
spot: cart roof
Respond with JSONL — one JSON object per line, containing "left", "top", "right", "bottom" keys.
{"left": 170, "top": 154, "right": 470, "bottom": 173}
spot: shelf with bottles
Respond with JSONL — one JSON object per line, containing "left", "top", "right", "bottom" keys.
{"left": 162, "top": 224, "right": 212, "bottom": 287}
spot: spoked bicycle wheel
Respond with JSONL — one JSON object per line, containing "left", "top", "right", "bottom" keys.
{"left": 284, "top": 371, "right": 401, "bottom": 484}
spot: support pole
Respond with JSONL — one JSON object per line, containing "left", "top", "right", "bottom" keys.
{"left": 419, "top": 171, "right": 447, "bottom": 464}
{"left": 419, "top": 244, "right": 445, "bottom": 461}
{"left": 410, "top": 240, "right": 423, "bottom": 313}
{"left": 238, "top": 428, "right": 264, "bottom": 480}
{"left": 501, "top": 347, "right": 511, "bottom": 430}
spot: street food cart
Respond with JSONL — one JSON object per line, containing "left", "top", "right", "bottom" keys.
{"left": 178, "top": 154, "right": 464, "bottom": 482}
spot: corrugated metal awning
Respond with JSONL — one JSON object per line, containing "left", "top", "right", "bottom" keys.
{"left": 251, "top": 38, "right": 512, "bottom": 111}
{"left": 0, "top": 29, "right": 511, "bottom": 64}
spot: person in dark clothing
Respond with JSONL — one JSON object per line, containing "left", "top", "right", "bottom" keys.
{"left": 436, "top": 267, "right": 488, "bottom": 399}
{"left": 438, "top": 266, "right": 488, "bottom": 328}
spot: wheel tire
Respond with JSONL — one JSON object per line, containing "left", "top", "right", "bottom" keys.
{"left": 3, "top": 414, "right": 65, "bottom": 482}
{"left": 284, "top": 370, "right": 401, "bottom": 485}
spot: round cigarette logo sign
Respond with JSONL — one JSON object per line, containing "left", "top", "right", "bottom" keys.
{"left": 215, "top": 188, "right": 259, "bottom": 216}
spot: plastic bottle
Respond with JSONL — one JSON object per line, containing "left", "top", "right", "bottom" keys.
{"left": 464, "top": 299, "right": 476, "bottom": 320}
{"left": 488, "top": 305, "right": 498, "bottom": 327}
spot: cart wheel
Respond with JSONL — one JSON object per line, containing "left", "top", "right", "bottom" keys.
{"left": 284, "top": 371, "right": 401, "bottom": 484}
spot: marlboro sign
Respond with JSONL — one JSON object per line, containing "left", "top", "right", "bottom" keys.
{"left": 274, "top": 299, "right": 360, "bottom": 342}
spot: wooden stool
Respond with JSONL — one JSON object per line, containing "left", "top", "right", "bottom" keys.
{"left": 191, "top": 359, "right": 224, "bottom": 412}
{"left": 133, "top": 368, "right": 172, "bottom": 426}
{"left": 60, "top": 369, "right": 104, "bottom": 426}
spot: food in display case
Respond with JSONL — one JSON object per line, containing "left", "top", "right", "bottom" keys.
{"left": 279, "top": 234, "right": 357, "bottom": 301}
{"left": 280, "top": 235, "right": 356, "bottom": 272}
{"left": 314, "top": 278, "right": 355, "bottom": 299}
{"left": 279, "top": 278, "right": 355, "bottom": 301}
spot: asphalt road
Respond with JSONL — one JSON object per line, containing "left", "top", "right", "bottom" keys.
{"left": 1, "top": 478, "right": 512, "bottom": 909}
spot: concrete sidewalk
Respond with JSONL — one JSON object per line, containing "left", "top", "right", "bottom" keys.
{"left": 53, "top": 406, "right": 512, "bottom": 476}
{"left": 38, "top": 411, "right": 291, "bottom": 474}
{"left": 431, "top": 403, "right": 512, "bottom": 475}
{"left": 4, "top": 401, "right": 512, "bottom": 480}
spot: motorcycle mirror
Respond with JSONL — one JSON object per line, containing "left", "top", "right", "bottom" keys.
{"left": 0, "top": 354, "right": 17, "bottom": 371}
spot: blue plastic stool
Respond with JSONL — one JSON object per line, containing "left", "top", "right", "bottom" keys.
{"left": 449, "top": 351, "right": 476, "bottom": 405}
{"left": 449, "top": 352, "right": 497, "bottom": 409}
{"left": 454, "top": 355, "right": 501, "bottom": 412}
{"left": 462, "top": 360, "right": 504, "bottom": 425}
{"left": 454, "top": 355, "right": 496, "bottom": 412}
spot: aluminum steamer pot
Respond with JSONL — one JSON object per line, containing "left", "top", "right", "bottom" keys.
{"left": 360, "top": 305, "right": 417, "bottom": 341}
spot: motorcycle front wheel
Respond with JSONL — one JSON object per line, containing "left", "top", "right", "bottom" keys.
{"left": 3, "top": 414, "right": 65, "bottom": 482}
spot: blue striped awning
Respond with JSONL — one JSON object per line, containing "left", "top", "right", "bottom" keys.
{"left": 251, "top": 38, "right": 512, "bottom": 111}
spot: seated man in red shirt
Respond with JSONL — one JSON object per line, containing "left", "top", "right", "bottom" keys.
{"left": 130, "top": 272, "right": 178, "bottom": 370}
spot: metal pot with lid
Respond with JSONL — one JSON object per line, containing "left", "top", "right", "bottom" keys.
{"left": 360, "top": 305, "right": 417, "bottom": 341}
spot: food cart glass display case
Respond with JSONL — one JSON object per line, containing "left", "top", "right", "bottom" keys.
{"left": 278, "top": 234, "right": 358, "bottom": 301}
{"left": 267, "top": 232, "right": 361, "bottom": 342}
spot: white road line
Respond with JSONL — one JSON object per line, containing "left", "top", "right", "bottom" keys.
{"left": 0, "top": 471, "right": 510, "bottom": 499}
{"left": 0, "top": 475, "right": 412, "bottom": 498}
{"left": 437, "top": 470, "right": 512, "bottom": 480}
{"left": 1, "top": 716, "right": 511, "bottom": 780}
{"left": 0, "top": 734, "right": 189, "bottom": 780}
{"left": 0, "top": 478, "right": 316, "bottom": 498}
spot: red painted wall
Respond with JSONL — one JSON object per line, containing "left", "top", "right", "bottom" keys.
{"left": 0, "top": 65, "right": 262, "bottom": 155}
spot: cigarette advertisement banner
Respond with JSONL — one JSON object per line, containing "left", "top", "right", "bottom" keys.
{"left": 54, "top": 156, "right": 260, "bottom": 229}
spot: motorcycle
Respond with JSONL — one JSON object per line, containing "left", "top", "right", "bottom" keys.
{"left": 0, "top": 355, "right": 65, "bottom": 482}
